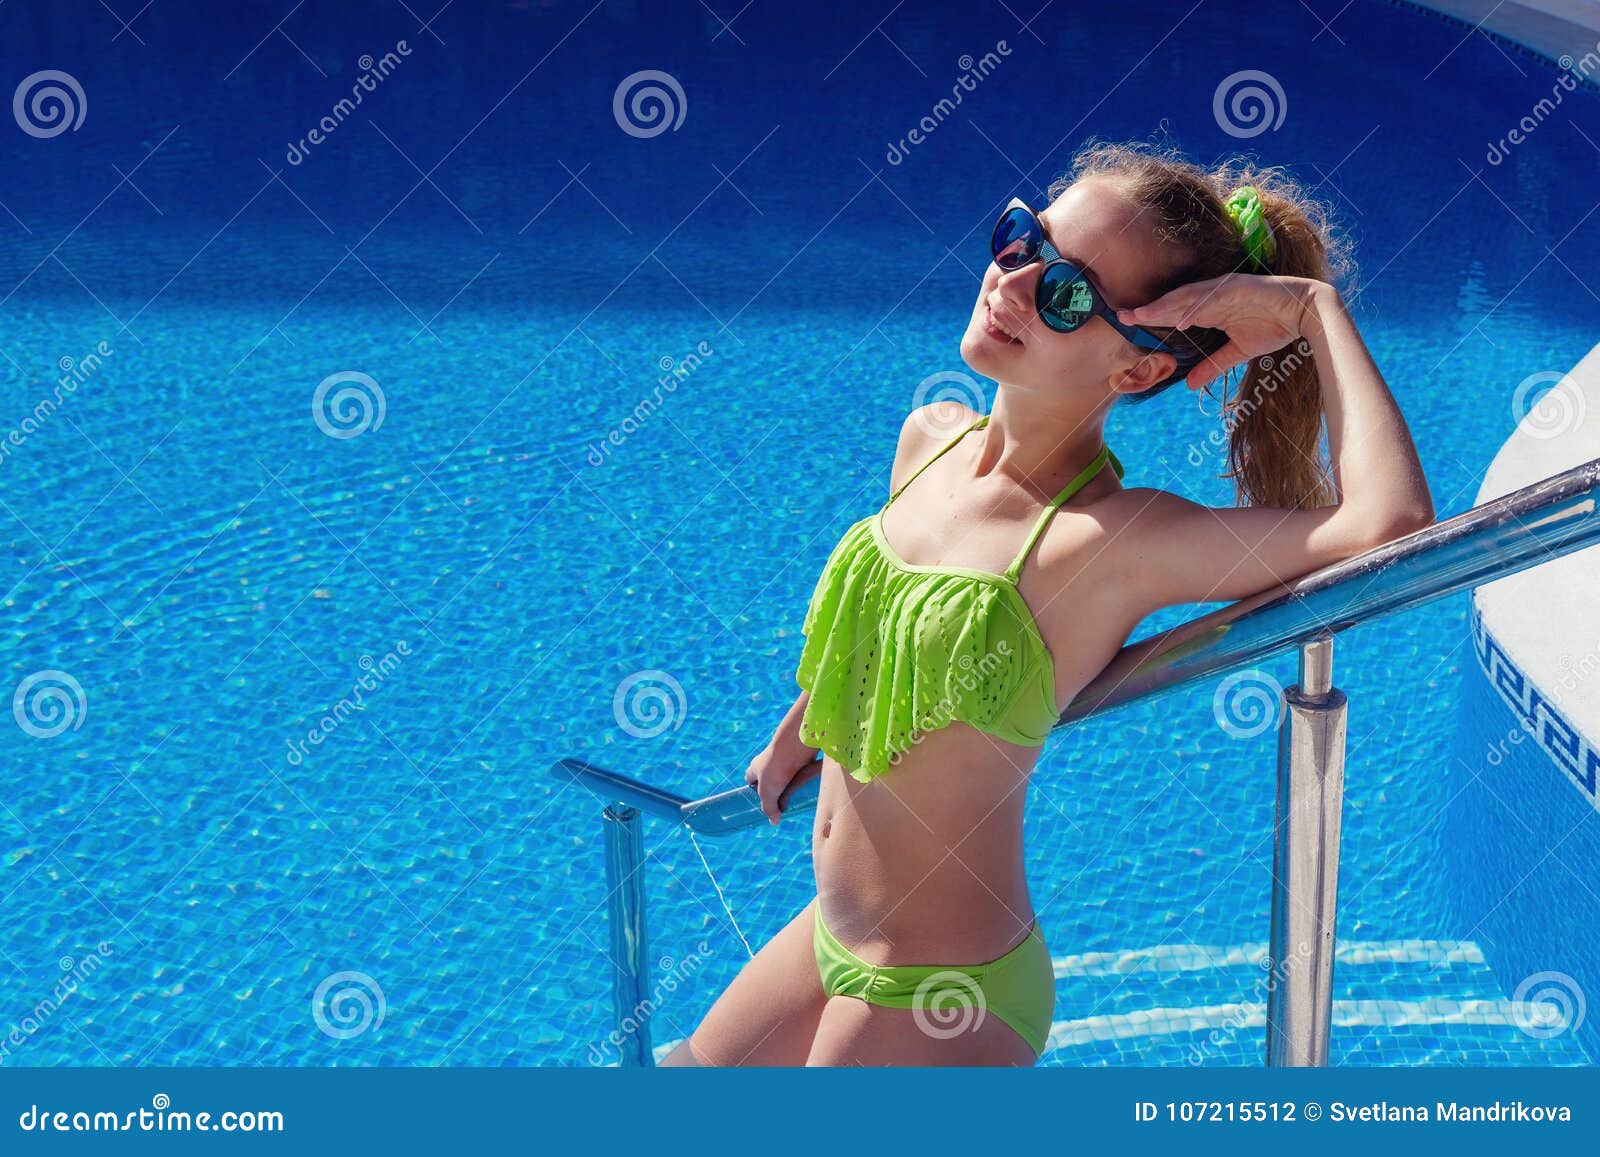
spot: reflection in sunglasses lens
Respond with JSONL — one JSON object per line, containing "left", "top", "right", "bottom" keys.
{"left": 991, "top": 207, "right": 1037, "bottom": 270}
{"left": 1040, "top": 264, "right": 1094, "bottom": 330}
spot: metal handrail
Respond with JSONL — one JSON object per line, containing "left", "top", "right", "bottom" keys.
{"left": 553, "top": 452, "right": 1600, "bottom": 1067}
{"left": 551, "top": 757, "right": 819, "bottom": 835}
{"left": 1060, "top": 453, "right": 1600, "bottom": 723}
{"left": 556, "top": 453, "right": 1600, "bottom": 833}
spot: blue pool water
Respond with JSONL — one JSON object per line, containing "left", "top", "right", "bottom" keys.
{"left": 1, "top": 0, "right": 1597, "bottom": 1066}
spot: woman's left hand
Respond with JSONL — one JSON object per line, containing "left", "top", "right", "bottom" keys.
{"left": 1116, "top": 273, "right": 1322, "bottom": 391}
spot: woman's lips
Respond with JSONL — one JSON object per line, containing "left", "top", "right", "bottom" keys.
{"left": 983, "top": 305, "right": 1024, "bottom": 345}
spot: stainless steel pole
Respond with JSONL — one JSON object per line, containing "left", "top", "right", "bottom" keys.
{"left": 603, "top": 804, "right": 653, "bottom": 1067}
{"left": 1265, "top": 634, "right": 1348, "bottom": 1067}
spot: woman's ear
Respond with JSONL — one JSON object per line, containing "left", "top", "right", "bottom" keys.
{"left": 1111, "top": 350, "right": 1176, "bottom": 395}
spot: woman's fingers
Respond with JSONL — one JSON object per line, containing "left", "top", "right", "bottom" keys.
{"left": 1187, "top": 340, "right": 1251, "bottom": 391}
{"left": 777, "top": 757, "right": 823, "bottom": 812}
{"left": 1117, "top": 278, "right": 1225, "bottom": 329}
{"left": 757, "top": 771, "right": 784, "bottom": 825}
{"left": 1125, "top": 273, "right": 1291, "bottom": 331}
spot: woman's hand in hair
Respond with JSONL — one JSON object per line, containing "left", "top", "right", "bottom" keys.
{"left": 1116, "top": 274, "right": 1328, "bottom": 391}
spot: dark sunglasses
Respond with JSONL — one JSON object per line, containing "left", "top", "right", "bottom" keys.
{"left": 989, "top": 198, "right": 1229, "bottom": 382}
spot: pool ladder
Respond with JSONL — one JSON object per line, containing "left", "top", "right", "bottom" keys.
{"left": 551, "top": 453, "right": 1600, "bottom": 1067}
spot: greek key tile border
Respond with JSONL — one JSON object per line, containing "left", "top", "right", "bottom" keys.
{"left": 1469, "top": 594, "right": 1599, "bottom": 811}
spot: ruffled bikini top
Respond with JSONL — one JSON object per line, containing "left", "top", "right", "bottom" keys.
{"left": 795, "top": 414, "right": 1124, "bottom": 782}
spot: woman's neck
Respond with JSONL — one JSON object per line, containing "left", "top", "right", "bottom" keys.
{"left": 974, "top": 391, "right": 1112, "bottom": 493}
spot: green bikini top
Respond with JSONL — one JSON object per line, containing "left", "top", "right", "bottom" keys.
{"left": 795, "top": 414, "right": 1124, "bottom": 782}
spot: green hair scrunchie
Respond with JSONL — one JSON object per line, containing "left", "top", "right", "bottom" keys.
{"left": 1224, "top": 185, "right": 1277, "bottom": 271}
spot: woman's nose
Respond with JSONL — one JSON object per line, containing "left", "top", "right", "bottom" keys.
{"left": 995, "top": 260, "right": 1040, "bottom": 291}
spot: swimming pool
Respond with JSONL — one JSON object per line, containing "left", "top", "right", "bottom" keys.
{"left": 1, "top": 0, "right": 1596, "bottom": 1067}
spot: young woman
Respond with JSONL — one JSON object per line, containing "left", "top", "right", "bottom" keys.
{"left": 661, "top": 140, "right": 1433, "bottom": 1067}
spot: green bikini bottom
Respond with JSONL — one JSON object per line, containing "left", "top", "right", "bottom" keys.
{"left": 812, "top": 907, "right": 1055, "bottom": 1057}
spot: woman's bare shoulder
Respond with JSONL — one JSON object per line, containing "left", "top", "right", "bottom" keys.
{"left": 887, "top": 401, "right": 982, "bottom": 494}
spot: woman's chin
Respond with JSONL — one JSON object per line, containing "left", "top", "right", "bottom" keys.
{"left": 958, "top": 328, "right": 996, "bottom": 372}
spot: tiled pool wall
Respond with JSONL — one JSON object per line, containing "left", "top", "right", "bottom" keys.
{"left": 1448, "top": 596, "right": 1599, "bottom": 1062}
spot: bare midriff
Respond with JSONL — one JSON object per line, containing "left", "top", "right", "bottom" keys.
{"left": 810, "top": 720, "right": 1043, "bottom": 967}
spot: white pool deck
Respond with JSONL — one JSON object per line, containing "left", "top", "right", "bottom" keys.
{"left": 1406, "top": 0, "right": 1600, "bottom": 64}
{"left": 1472, "top": 343, "right": 1600, "bottom": 749}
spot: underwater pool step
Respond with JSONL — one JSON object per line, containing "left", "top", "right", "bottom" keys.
{"left": 1039, "top": 997, "right": 1593, "bottom": 1066}
{"left": 1054, "top": 967, "right": 1518, "bottom": 1016}
{"left": 1050, "top": 939, "right": 1488, "bottom": 977}
{"left": 1051, "top": 938, "right": 1517, "bottom": 1016}
{"left": 643, "top": 940, "right": 1589, "bottom": 1065}
{"left": 1042, "top": 938, "right": 1591, "bottom": 1065}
